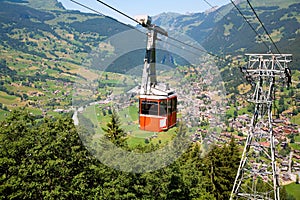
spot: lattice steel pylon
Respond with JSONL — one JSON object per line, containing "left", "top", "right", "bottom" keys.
{"left": 230, "top": 54, "right": 292, "bottom": 200}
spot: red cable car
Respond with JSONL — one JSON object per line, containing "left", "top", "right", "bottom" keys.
{"left": 136, "top": 15, "right": 177, "bottom": 132}
{"left": 139, "top": 92, "right": 177, "bottom": 132}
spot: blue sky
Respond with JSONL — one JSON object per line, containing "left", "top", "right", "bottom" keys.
{"left": 57, "top": 0, "right": 230, "bottom": 24}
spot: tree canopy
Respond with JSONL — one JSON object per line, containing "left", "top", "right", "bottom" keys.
{"left": 0, "top": 110, "right": 262, "bottom": 199}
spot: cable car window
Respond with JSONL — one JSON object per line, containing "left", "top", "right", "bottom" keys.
{"left": 159, "top": 100, "right": 167, "bottom": 116}
{"left": 167, "top": 100, "right": 172, "bottom": 115}
{"left": 141, "top": 100, "right": 158, "bottom": 115}
{"left": 171, "top": 97, "right": 177, "bottom": 112}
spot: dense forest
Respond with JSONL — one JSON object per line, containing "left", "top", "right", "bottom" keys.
{"left": 0, "top": 110, "right": 296, "bottom": 199}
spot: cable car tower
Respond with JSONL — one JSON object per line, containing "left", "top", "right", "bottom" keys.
{"left": 135, "top": 16, "right": 177, "bottom": 132}
{"left": 230, "top": 54, "right": 292, "bottom": 200}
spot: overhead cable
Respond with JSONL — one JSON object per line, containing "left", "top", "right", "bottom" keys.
{"left": 69, "top": 0, "right": 232, "bottom": 64}
{"left": 95, "top": 0, "right": 143, "bottom": 26}
{"left": 94, "top": 0, "right": 229, "bottom": 61}
{"left": 229, "top": 0, "right": 270, "bottom": 51}
{"left": 70, "top": 0, "right": 202, "bottom": 57}
{"left": 70, "top": 0, "right": 104, "bottom": 16}
{"left": 71, "top": 0, "right": 154, "bottom": 44}
{"left": 202, "top": 0, "right": 228, "bottom": 20}
{"left": 246, "top": 0, "right": 282, "bottom": 55}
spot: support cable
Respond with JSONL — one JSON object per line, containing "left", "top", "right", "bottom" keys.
{"left": 229, "top": 0, "right": 270, "bottom": 51}
{"left": 95, "top": 0, "right": 142, "bottom": 26}
{"left": 202, "top": 0, "right": 215, "bottom": 10}
{"left": 246, "top": 0, "right": 282, "bottom": 55}
{"left": 70, "top": 0, "right": 208, "bottom": 60}
{"left": 70, "top": 0, "right": 211, "bottom": 60}
{"left": 92, "top": 0, "right": 229, "bottom": 62}
{"left": 70, "top": 0, "right": 145, "bottom": 35}
{"left": 70, "top": 0, "right": 104, "bottom": 16}
{"left": 202, "top": 0, "right": 230, "bottom": 20}
{"left": 201, "top": 0, "right": 244, "bottom": 57}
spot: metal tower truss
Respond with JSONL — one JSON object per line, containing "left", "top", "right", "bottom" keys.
{"left": 230, "top": 54, "right": 292, "bottom": 200}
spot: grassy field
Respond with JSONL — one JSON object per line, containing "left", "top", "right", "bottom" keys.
{"left": 0, "top": 91, "right": 20, "bottom": 105}
{"left": 251, "top": 0, "right": 300, "bottom": 8}
{"left": 83, "top": 105, "right": 99, "bottom": 127}
{"left": 285, "top": 182, "right": 300, "bottom": 200}
{"left": 0, "top": 110, "right": 8, "bottom": 120}
{"left": 290, "top": 143, "right": 300, "bottom": 151}
{"left": 292, "top": 113, "right": 300, "bottom": 126}
{"left": 126, "top": 128, "right": 177, "bottom": 148}
{"left": 295, "top": 135, "right": 300, "bottom": 143}
{"left": 82, "top": 103, "right": 179, "bottom": 148}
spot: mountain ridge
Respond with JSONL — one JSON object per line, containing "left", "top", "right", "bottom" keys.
{"left": 153, "top": 0, "right": 300, "bottom": 69}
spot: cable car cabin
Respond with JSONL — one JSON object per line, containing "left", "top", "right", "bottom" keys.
{"left": 136, "top": 17, "right": 176, "bottom": 132}
{"left": 139, "top": 93, "right": 177, "bottom": 132}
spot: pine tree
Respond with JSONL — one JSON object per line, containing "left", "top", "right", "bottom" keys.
{"left": 204, "top": 138, "right": 240, "bottom": 199}
{"left": 102, "top": 109, "right": 127, "bottom": 147}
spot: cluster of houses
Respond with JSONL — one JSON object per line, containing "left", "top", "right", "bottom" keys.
{"left": 71, "top": 65, "right": 300, "bottom": 185}
{"left": 177, "top": 66, "right": 300, "bottom": 185}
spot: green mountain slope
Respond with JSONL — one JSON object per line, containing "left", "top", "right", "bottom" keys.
{"left": 203, "top": 2, "right": 300, "bottom": 66}
{"left": 0, "top": 0, "right": 130, "bottom": 117}
{"left": 153, "top": 0, "right": 300, "bottom": 69}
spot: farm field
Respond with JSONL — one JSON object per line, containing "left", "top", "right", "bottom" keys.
{"left": 285, "top": 183, "right": 300, "bottom": 200}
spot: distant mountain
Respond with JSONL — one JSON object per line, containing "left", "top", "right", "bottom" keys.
{"left": 153, "top": 0, "right": 300, "bottom": 70}
{"left": 152, "top": 3, "right": 234, "bottom": 44}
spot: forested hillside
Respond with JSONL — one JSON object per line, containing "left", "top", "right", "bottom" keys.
{"left": 1, "top": 110, "right": 295, "bottom": 199}
{"left": 1, "top": 110, "right": 297, "bottom": 199}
